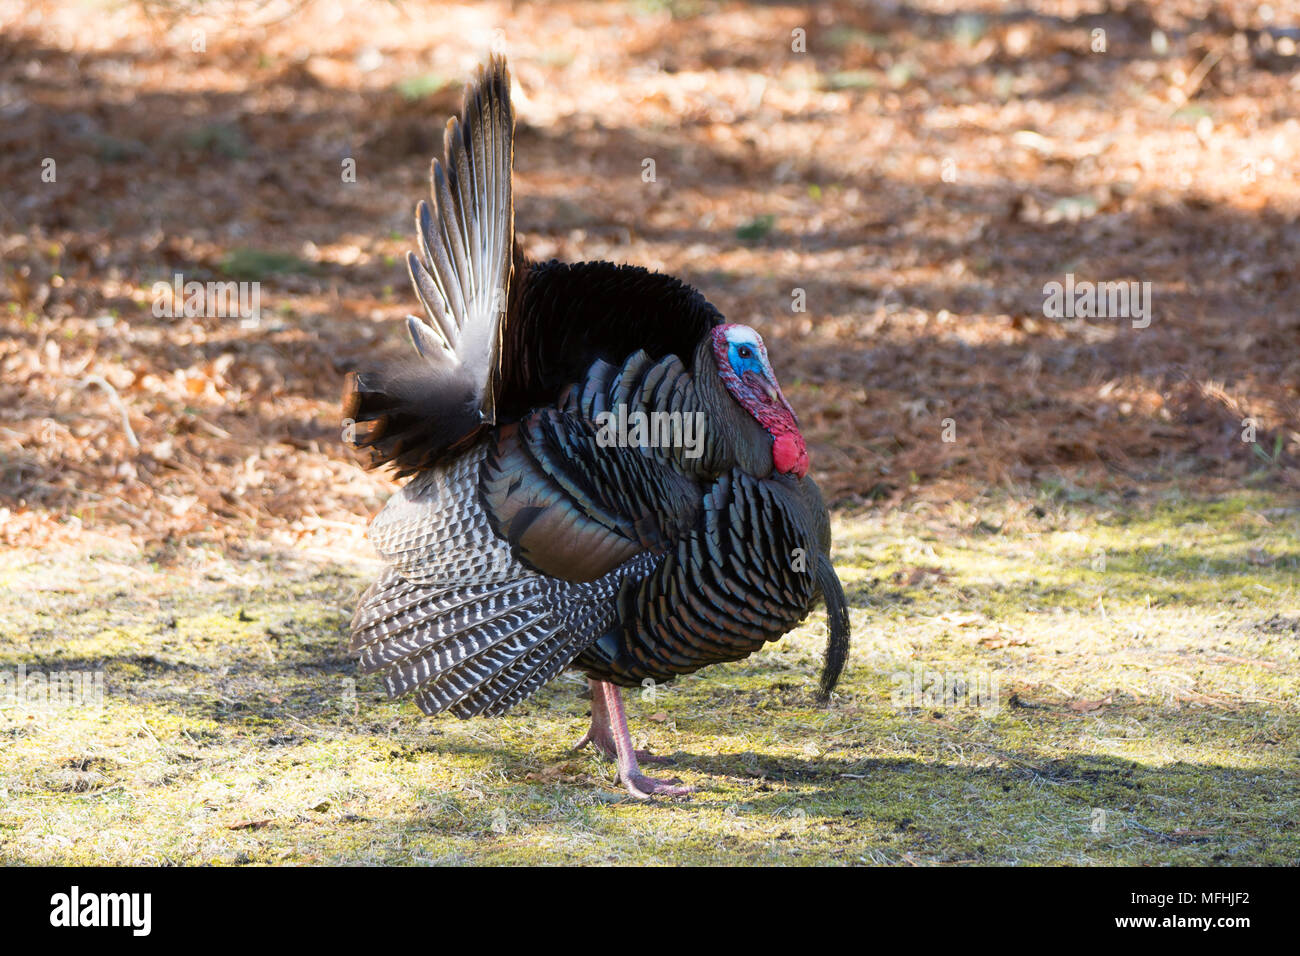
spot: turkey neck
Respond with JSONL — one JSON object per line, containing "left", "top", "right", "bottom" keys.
{"left": 692, "top": 336, "right": 778, "bottom": 480}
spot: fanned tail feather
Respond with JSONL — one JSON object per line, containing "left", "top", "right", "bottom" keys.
{"left": 350, "top": 555, "right": 657, "bottom": 718}
{"left": 343, "top": 54, "right": 515, "bottom": 476}
{"left": 349, "top": 440, "right": 660, "bottom": 717}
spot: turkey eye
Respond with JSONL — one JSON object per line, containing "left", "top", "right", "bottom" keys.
{"left": 737, "top": 346, "right": 753, "bottom": 359}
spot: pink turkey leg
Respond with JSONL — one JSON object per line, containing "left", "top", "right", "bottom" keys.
{"left": 574, "top": 680, "right": 692, "bottom": 798}
{"left": 600, "top": 680, "right": 694, "bottom": 799}
{"left": 573, "top": 679, "right": 673, "bottom": 764}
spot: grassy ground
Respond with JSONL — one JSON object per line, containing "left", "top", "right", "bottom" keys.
{"left": 2, "top": 487, "right": 1296, "bottom": 865}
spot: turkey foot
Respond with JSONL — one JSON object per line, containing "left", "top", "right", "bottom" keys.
{"left": 573, "top": 679, "right": 673, "bottom": 765}
{"left": 576, "top": 679, "right": 693, "bottom": 799}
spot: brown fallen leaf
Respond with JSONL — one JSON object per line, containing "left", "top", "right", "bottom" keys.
{"left": 227, "top": 819, "right": 272, "bottom": 830}
{"left": 896, "top": 566, "right": 949, "bottom": 587}
{"left": 977, "top": 630, "right": 1029, "bottom": 648}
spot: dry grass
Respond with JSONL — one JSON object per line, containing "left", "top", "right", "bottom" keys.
{"left": 1, "top": 490, "right": 1296, "bottom": 865}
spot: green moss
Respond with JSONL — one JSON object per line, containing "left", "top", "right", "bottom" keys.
{"left": 1, "top": 491, "right": 1297, "bottom": 864}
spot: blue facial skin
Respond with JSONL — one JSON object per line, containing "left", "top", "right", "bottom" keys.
{"left": 726, "top": 334, "right": 770, "bottom": 382}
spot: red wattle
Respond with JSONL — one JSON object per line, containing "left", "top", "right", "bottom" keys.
{"left": 773, "top": 432, "right": 809, "bottom": 479}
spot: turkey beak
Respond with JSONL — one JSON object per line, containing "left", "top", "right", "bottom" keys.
{"left": 764, "top": 374, "right": 799, "bottom": 421}
{"left": 768, "top": 387, "right": 802, "bottom": 433}
{"left": 742, "top": 370, "right": 778, "bottom": 406}
{"left": 750, "top": 372, "right": 795, "bottom": 417}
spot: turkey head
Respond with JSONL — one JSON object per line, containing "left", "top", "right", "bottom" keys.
{"left": 704, "top": 323, "right": 810, "bottom": 480}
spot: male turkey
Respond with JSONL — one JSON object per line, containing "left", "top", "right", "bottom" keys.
{"left": 344, "top": 55, "right": 850, "bottom": 798}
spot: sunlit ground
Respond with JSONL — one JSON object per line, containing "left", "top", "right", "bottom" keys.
{"left": 2, "top": 488, "right": 1295, "bottom": 865}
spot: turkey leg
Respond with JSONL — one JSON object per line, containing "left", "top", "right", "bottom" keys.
{"left": 574, "top": 679, "right": 693, "bottom": 798}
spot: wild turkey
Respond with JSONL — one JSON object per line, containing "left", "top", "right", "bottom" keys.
{"left": 344, "top": 55, "right": 850, "bottom": 798}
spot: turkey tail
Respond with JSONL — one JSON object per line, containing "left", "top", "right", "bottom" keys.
{"left": 350, "top": 441, "right": 660, "bottom": 718}
{"left": 350, "top": 556, "right": 656, "bottom": 718}
{"left": 815, "top": 554, "right": 850, "bottom": 703}
{"left": 343, "top": 54, "right": 515, "bottom": 476}
{"left": 350, "top": 571, "right": 564, "bottom": 717}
